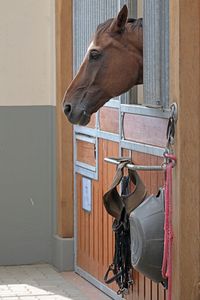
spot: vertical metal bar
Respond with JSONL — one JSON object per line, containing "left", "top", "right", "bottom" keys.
{"left": 143, "top": 0, "right": 169, "bottom": 108}
{"left": 143, "top": 0, "right": 161, "bottom": 106}
{"left": 160, "top": 0, "right": 169, "bottom": 108}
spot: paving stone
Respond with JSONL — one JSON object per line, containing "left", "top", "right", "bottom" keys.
{"left": 33, "top": 279, "right": 66, "bottom": 287}
{"left": 55, "top": 296, "right": 76, "bottom": 300}
{"left": 19, "top": 296, "right": 38, "bottom": 300}
{"left": 0, "top": 264, "right": 111, "bottom": 300}
{"left": 0, "top": 297, "right": 20, "bottom": 300}
{"left": 27, "top": 286, "right": 53, "bottom": 296}
{"left": 36, "top": 296, "right": 67, "bottom": 300}
{"left": 0, "top": 290, "right": 17, "bottom": 297}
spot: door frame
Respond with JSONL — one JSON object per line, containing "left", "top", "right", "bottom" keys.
{"left": 56, "top": 0, "right": 73, "bottom": 239}
{"left": 56, "top": 0, "right": 200, "bottom": 299}
{"left": 170, "top": 1, "right": 200, "bottom": 299}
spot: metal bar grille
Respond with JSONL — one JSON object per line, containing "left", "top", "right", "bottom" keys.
{"left": 73, "top": 0, "right": 128, "bottom": 75}
{"left": 143, "top": 0, "right": 169, "bottom": 108}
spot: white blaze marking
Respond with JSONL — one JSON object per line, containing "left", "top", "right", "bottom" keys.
{"left": 87, "top": 41, "right": 95, "bottom": 53}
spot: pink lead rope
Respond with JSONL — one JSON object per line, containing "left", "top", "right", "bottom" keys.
{"left": 162, "top": 153, "right": 177, "bottom": 300}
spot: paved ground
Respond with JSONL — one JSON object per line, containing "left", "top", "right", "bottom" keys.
{"left": 0, "top": 264, "right": 111, "bottom": 300}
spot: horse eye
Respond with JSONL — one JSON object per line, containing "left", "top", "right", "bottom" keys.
{"left": 89, "top": 50, "right": 101, "bottom": 60}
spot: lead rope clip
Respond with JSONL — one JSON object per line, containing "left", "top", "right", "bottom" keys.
{"left": 166, "top": 103, "right": 178, "bottom": 149}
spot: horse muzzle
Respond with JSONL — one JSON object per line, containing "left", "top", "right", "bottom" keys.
{"left": 63, "top": 103, "right": 91, "bottom": 126}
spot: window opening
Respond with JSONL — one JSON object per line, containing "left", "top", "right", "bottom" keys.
{"left": 73, "top": 0, "right": 169, "bottom": 109}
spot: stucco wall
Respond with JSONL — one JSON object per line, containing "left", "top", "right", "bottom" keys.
{"left": 0, "top": 0, "right": 55, "bottom": 106}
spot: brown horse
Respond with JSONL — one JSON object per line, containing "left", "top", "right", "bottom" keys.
{"left": 63, "top": 5, "right": 143, "bottom": 126}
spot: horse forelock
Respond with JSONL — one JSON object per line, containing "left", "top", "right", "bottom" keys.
{"left": 96, "top": 19, "right": 114, "bottom": 36}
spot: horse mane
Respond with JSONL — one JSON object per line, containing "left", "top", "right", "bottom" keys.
{"left": 96, "top": 17, "right": 143, "bottom": 36}
{"left": 128, "top": 18, "right": 143, "bottom": 30}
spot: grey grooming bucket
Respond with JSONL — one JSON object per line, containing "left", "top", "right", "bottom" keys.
{"left": 129, "top": 188, "right": 167, "bottom": 285}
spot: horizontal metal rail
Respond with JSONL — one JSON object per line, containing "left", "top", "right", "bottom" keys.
{"left": 104, "top": 157, "right": 164, "bottom": 171}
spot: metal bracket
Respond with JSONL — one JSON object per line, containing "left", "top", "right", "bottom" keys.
{"left": 166, "top": 102, "right": 178, "bottom": 146}
{"left": 170, "top": 102, "right": 178, "bottom": 122}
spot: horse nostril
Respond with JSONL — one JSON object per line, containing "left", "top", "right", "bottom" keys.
{"left": 64, "top": 104, "right": 72, "bottom": 116}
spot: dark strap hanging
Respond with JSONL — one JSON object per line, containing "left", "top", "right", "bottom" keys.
{"left": 103, "top": 161, "right": 147, "bottom": 296}
{"left": 103, "top": 165, "right": 146, "bottom": 296}
{"left": 103, "top": 160, "right": 147, "bottom": 220}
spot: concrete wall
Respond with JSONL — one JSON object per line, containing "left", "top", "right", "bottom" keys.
{"left": 0, "top": 0, "right": 57, "bottom": 266}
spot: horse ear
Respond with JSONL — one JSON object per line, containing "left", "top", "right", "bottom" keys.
{"left": 110, "top": 5, "right": 128, "bottom": 33}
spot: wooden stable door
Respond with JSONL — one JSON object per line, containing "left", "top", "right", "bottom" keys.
{"left": 75, "top": 106, "right": 168, "bottom": 300}
{"left": 71, "top": 0, "right": 170, "bottom": 299}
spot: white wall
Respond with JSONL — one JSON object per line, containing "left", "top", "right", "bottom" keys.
{"left": 0, "top": 0, "right": 55, "bottom": 106}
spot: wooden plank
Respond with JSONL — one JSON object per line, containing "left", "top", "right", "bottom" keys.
{"left": 99, "top": 107, "right": 119, "bottom": 134}
{"left": 76, "top": 174, "right": 81, "bottom": 266}
{"left": 170, "top": 0, "right": 200, "bottom": 299}
{"left": 158, "top": 284, "right": 166, "bottom": 300}
{"left": 145, "top": 278, "right": 152, "bottom": 300}
{"left": 124, "top": 114, "right": 167, "bottom": 147}
{"left": 56, "top": 0, "right": 73, "bottom": 237}
{"left": 86, "top": 113, "right": 96, "bottom": 128}
{"left": 151, "top": 282, "right": 158, "bottom": 300}
{"left": 93, "top": 180, "right": 99, "bottom": 278}
{"left": 98, "top": 139, "right": 104, "bottom": 281}
{"left": 89, "top": 181, "right": 94, "bottom": 262}
{"left": 138, "top": 273, "right": 145, "bottom": 300}
{"left": 108, "top": 147, "right": 118, "bottom": 275}
{"left": 150, "top": 155, "right": 159, "bottom": 194}
{"left": 102, "top": 139, "right": 108, "bottom": 271}
{"left": 76, "top": 140, "right": 96, "bottom": 166}
{"left": 107, "top": 140, "right": 119, "bottom": 292}
{"left": 85, "top": 210, "right": 90, "bottom": 263}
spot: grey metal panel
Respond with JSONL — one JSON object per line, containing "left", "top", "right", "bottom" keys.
{"left": 143, "top": 0, "right": 169, "bottom": 108}
{"left": 160, "top": 0, "right": 169, "bottom": 108}
{"left": 120, "top": 140, "right": 165, "bottom": 157}
{"left": 121, "top": 104, "right": 170, "bottom": 118}
{"left": 76, "top": 161, "right": 96, "bottom": 172}
{"left": 75, "top": 166, "right": 98, "bottom": 180}
{"left": 75, "top": 133, "right": 96, "bottom": 144}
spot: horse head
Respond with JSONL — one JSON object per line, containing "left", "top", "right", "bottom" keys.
{"left": 63, "top": 5, "right": 143, "bottom": 125}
